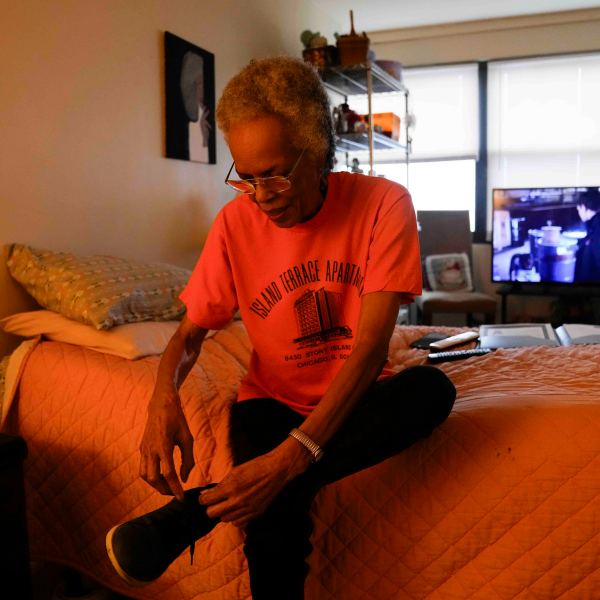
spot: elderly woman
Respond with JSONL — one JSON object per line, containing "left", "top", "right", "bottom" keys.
{"left": 107, "top": 57, "right": 456, "bottom": 599}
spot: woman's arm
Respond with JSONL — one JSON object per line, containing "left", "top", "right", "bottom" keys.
{"left": 199, "top": 291, "right": 405, "bottom": 526}
{"left": 139, "top": 315, "right": 209, "bottom": 501}
{"left": 293, "top": 290, "right": 403, "bottom": 449}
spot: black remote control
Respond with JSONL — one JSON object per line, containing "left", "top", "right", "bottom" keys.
{"left": 427, "top": 348, "right": 492, "bottom": 363}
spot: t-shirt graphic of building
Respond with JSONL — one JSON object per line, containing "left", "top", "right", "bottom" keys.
{"left": 293, "top": 287, "right": 352, "bottom": 347}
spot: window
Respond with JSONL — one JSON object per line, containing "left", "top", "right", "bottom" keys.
{"left": 385, "top": 64, "right": 480, "bottom": 229}
{"left": 375, "top": 159, "right": 475, "bottom": 214}
{"left": 402, "top": 64, "right": 479, "bottom": 163}
{"left": 341, "top": 63, "right": 480, "bottom": 229}
{"left": 334, "top": 53, "right": 600, "bottom": 240}
{"left": 487, "top": 52, "right": 600, "bottom": 236}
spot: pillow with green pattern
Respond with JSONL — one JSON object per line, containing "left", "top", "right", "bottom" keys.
{"left": 7, "top": 244, "right": 190, "bottom": 330}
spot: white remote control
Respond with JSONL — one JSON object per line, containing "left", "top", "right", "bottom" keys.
{"left": 429, "top": 330, "right": 479, "bottom": 350}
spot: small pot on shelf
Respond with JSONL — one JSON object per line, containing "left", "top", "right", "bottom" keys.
{"left": 302, "top": 45, "right": 338, "bottom": 70}
{"left": 336, "top": 10, "right": 370, "bottom": 66}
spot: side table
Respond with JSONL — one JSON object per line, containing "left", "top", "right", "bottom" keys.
{"left": 0, "top": 434, "right": 32, "bottom": 599}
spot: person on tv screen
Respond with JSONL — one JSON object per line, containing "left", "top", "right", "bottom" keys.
{"left": 574, "top": 190, "right": 600, "bottom": 282}
{"left": 104, "top": 56, "right": 456, "bottom": 599}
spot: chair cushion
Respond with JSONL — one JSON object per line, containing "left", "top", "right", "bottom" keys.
{"left": 425, "top": 252, "right": 473, "bottom": 292}
{"left": 416, "top": 290, "right": 497, "bottom": 314}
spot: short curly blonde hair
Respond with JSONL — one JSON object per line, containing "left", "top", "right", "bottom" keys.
{"left": 216, "top": 56, "right": 335, "bottom": 175}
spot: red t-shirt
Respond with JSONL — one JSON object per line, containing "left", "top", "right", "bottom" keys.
{"left": 181, "top": 172, "right": 421, "bottom": 415}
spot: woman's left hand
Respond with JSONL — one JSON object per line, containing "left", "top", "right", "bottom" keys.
{"left": 198, "top": 439, "right": 311, "bottom": 528}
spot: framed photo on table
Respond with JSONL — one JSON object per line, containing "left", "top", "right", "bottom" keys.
{"left": 164, "top": 31, "right": 216, "bottom": 164}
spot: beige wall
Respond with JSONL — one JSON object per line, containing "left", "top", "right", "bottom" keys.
{"left": 0, "top": 0, "right": 338, "bottom": 355}
{"left": 371, "top": 8, "right": 600, "bottom": 322}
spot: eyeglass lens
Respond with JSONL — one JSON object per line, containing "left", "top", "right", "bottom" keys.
{"left": 227, "top": 177, "right": 292, "bottom": 194}
{"left": 225, "top": 149, "right": 304, "bottom": 195}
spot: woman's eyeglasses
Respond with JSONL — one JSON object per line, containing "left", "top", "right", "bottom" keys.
{"left": 224, "top": 150, "right": 305, "bottom": 195}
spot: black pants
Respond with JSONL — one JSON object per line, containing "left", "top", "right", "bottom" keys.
{"left": 228, "top": 365, "right": 456, "bottom": 600}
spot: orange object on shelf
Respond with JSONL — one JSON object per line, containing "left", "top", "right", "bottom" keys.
{"left": 368, "top": 112, "right": 401, "bottom": 140}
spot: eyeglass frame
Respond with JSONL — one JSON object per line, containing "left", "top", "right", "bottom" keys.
{"left": 224, "top": 149, "right": 306, "bottom": 195}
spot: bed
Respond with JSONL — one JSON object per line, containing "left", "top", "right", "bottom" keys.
{"left": 1, "top": 244, "right": 600, "bottom": 599}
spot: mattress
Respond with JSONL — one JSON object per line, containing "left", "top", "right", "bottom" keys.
{"left": 4, "top": 322, "right": 600, "bottom": 599}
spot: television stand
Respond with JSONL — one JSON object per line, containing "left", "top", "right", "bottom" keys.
{"left": 497, "top": 283, "right": 600, "bottom": 324}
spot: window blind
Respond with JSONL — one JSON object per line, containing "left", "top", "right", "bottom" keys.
{"left": 344, "top": 62, "right": 479, "bottom": 164}
{"left": 488, "top": 52, "right": 600, "bottom": 188}
{"left": 402, "top": 63, "right": 479, "bottom": 162}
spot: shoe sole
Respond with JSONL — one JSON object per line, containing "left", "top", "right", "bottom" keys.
{"left": 105, "top": 525, "right": 151, "bottom": 587}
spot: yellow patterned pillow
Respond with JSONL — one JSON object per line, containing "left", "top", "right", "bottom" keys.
{"left": 7, "top": 244, "right": 190, "bottom": 330}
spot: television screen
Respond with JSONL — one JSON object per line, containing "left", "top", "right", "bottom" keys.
{"left": 492, "top": 186, "right": 600, "bottom": 284}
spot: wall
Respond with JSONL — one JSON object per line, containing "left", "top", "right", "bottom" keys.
{"left": 0, "top": 0, "right": 339, "bottom": 355}
{"left": 370, "top": 7, "right": 600, "bottom": 323}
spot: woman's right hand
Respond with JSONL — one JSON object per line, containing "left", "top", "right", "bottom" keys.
{"left": 139, "top": 390, "right": 195, "bottom": 501}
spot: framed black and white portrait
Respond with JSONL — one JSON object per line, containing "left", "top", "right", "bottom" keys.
{"left": 164, "top": 31, "right": 216, "bottom": 164}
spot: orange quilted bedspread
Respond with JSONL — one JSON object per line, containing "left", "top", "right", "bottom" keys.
{"left": 6, "top": 321, "right": 600, "bottom": 599}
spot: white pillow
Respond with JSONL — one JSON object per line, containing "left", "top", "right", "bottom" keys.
{"left": 425, "top": 252, "right": 473, "bottom": 292}
{"left": 0, "top": 310, "right": 181, "bottom": 359}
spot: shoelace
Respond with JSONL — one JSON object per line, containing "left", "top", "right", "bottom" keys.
{"left": 173, "top": 503, "right": 199, "bottom": 565}
{"left": 185, "top": 483, "right": 217, "bottom": 564}
{"left": 141, "top": 496, "right": 200, "bottom": 565}
{"left": 167, "top": 485, "right": 217, "bottom": 566}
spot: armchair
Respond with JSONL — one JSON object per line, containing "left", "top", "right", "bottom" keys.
{"left": 416, "top": 210, "right": 496, "bottom": 325}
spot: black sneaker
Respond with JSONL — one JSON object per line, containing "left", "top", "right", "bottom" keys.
{"left": 106, "top": 485, "right": 218, "bottom": 586}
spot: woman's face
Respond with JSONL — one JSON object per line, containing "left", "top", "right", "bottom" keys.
{"left": 227, "top": 115, "right": 324, "bottom": 228}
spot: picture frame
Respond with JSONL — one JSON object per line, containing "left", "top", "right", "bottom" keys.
{"left": 164, "top": 31, "right": 216, "bottom": 164}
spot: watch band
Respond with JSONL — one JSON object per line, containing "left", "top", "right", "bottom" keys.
{"left": 288, "top": 428, "right": 324, "bottom": 463}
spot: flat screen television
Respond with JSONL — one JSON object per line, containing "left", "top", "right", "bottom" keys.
{"left": 492, "top": 186, "right": 600, "bottom": 285}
